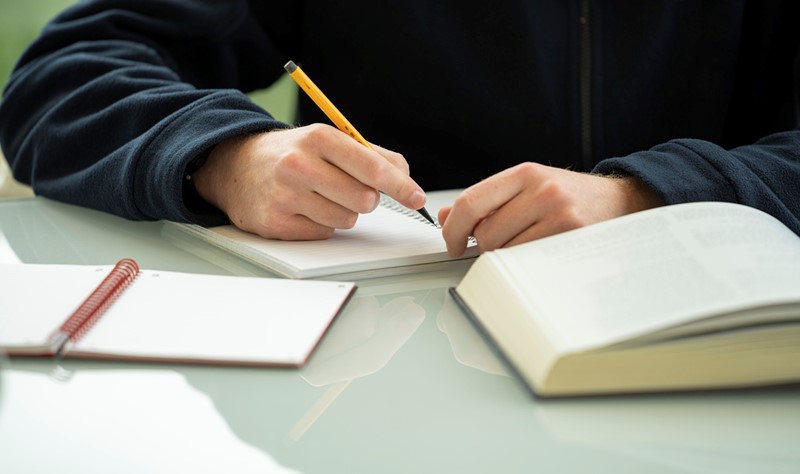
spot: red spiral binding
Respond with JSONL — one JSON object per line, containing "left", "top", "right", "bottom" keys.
{"left": 52, "top": 258, "right": 140, "bottom": 344}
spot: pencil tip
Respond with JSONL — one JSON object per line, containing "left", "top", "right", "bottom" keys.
{"left": 418, "top": 206, "right": 436, "bottom": 225}
{"left": 284, "top": 60, "right": 298, "bottom": 73}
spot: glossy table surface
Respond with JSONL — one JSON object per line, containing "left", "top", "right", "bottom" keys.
{"left": 0, "top": 194, "right": 798, "bottom": 474}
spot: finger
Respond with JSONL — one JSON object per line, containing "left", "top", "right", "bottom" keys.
{"left": 231, "top": 178, "right": 344, "bottom": 240}
{"left": 315, "top": 127, "right": 426, "bottom": 211}
{"left": 437, "top": 206, "right": 452, "bottom": 226}
{"left": 469, "top": 191, "right": 542, "bottom": 252}
{"left": 297, "top": 188, "right": 362, "bottom": 230}
{"left": 502, "top": 216, "right": 582, "bottom": 248}
{"left": 475, "top": 181, "right": 590, "bottom": 250}
{"left": 370, "top": 143, "right": 410, "bottom": 175}
{"left": 300, "top": 157, "right": 382, "bottom": 214}
{"left": 251, "top": 212, "right": 336, "bottom": 241}
{"left": 442, "top": 166, "right": 532, "bottom": 256}
{"left": 272, "top": 134, "right": 382, "bottom": 214}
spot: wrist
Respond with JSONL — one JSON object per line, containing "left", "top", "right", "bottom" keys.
{"left": 614, "top": 175, "right": 664, "bottom": 214}
{"left": 190, "top": 134, "right": 254, "bottom": 214}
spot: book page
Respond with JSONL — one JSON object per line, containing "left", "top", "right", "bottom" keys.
{"left": 76, "top": 270, "right": 354, "bottom": 365}
{"left": 491, "top": 202, "right": 800, "bottom": 352}
{"left": 0, "top": 264, "right": 111, "bottom": 350}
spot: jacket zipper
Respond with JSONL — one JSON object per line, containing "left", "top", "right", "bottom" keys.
{"left": 579, "top": 0, "right": 592, "bottom": 169}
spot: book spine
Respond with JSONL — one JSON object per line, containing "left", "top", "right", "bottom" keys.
{"left": 49, "top": 258, "right": 140, "bottom": 357}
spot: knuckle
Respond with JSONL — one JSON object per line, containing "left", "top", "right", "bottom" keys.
{"left": 268, "top": 184, "right": 296, "bottom": 207}
{"left": 308, "top": 227, "right": 335, "bottom": 240}
{"left": 354, "top": 189, "right": 380, "bottom": 213}
{"left": 539, "top": 179, "right": 568, "bottom": 202}
{"left": 452, "top": 192, "right": 471, "bottom": 211}
{"left": 257, "top": 212, "right": 290, "bottom": 239}
{"left": 557, "top": 208, "right": 578, "bottom": 228}
{"left": 339, "top": 212, "right": 359, "bottom": 230}
{"left": 257, "top": 196, "right": 301, "bottom": 235}
{"left": 473, "top": 229, "right": 493, "bottom": 253}
{"left": 388, "top": 152, "right": 410, "bottom": 174}
{"left": 398, "top": 179, "right": 420, "bottom": 202}
{"left": 274, "top": 150, "right": 310, "bottom": 178}
{"left": 266, "top": 216, "right": 335, "bottom": 241}
{"left": 512, "top": 162, "right": 540, "bottom": 180}
{"left": 453, "top": 190, "right": 482, "bottom": 220}
{"left": 303, "top": 123, "right": 331, "bottom": 144}
{"left": 363, "top": 157, "right": 385, "bottom": 183}
{"left": 557, "top": 207, "right": 586, "bottom": 231}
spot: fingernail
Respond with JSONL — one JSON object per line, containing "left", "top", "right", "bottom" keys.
{"left": 412, "top": 189, "right": 426, "bottom": 207}
{"left": 370, "top": 192, "right": 380, "bottom": 211}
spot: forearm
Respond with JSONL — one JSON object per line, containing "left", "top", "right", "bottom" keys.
{"left": 594, "top": 130, "right": 800, "bottom": 235}
{"left": 0, "top": 0, "right": 293, "bottom": 224}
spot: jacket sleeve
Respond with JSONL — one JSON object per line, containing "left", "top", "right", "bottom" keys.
{"left": 594, "top": 131, "right": 800, "bottom": 236}
{"left": 0, "top": 0, "right": 300, "bottom": 225}
{"left": 594, "top": 10, "right": 800, "bottom": 234}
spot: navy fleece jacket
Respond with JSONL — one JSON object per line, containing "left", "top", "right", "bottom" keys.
{"left": 0, "top": 1, "right": 799, "bottom": 232}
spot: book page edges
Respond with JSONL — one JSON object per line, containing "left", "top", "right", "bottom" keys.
{"left": 163, "top": 222, "right": 478, "bottom": 279}
{"left": 454, "top": 252, "right": 800, "bottom": 397}
{"left": 60, "top": 351, "right": 308, "bottom": 367}
{"left": 163, "top": 223, "right": 301, "bottom": 277}
{"left": 1, "top": 343, "right": 57, "bottom": 357}
{"left": 540, "top": 324, "right": 800, "bottom": 396}
{"left": 454, "top": 253, "right": 564, "bottom": 395}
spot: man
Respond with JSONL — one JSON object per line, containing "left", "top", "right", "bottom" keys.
{"left": 1, "top": 1, "right": 798, "bottom": 257}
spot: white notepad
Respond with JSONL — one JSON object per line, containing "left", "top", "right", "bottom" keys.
{"left": 0, "top": 260, "right": 355, "bottom": 367}
{"left": 164, "top": 194, "right": 479, "bottom": 279}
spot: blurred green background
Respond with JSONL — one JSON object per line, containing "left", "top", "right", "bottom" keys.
{"left": 0, "top": 0, "right": 297, "bottom": 122}
{"left": 0, "top": 0, "right": 71, "bottom": 93}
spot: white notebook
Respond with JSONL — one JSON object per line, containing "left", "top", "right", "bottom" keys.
{"left": 164, "top": 194, "right": 478, "bottom": 279}
{"left": 0, "top": 259, "right": 356, "bottom": 367}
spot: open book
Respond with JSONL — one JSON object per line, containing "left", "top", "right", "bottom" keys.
{"left": 0, "top": 259, "right": 355, "bottom": 367}
{"left": 163, "top": 194, "right": 478, "bottom": 279}
{"left": 450, "top": 202, "right": 800, "bottom": 397}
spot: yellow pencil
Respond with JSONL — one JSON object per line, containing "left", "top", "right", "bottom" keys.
{"left": 284, "top": 60, "right": 435, "bottom": 225}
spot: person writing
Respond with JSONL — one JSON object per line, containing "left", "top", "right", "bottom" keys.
{"left": 1, "top": 1, "right": 797, "bottom": 257}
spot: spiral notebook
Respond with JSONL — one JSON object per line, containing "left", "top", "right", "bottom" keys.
{"left": 0, "top": 259, "right": 356, "bottom": 367}
{"left": 163, "top": 194, "right": 479, "bottom": 279}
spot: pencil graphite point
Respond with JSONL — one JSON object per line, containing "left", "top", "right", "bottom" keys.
{"left": 417, "top": 206, "right": 436, "bottom": 226}
{"left": 284, "top": 60, "right": 298, "bottom": 73}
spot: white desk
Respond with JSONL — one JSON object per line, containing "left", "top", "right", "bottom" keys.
{"left": 0, "top": 195, "right": 798, "bottom": 474}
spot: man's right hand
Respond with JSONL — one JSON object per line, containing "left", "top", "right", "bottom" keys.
{"left": 191, "top": 124, "right": 427, "bottom": 240}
